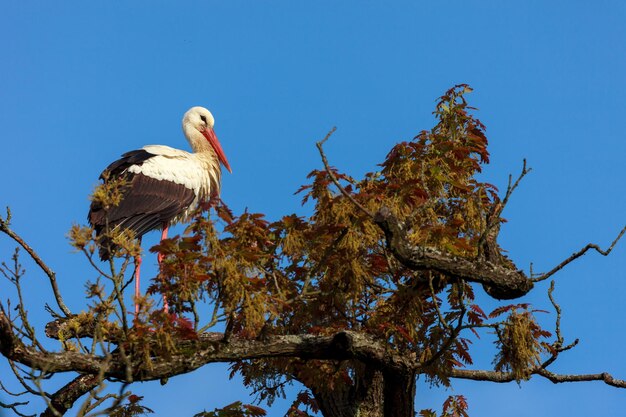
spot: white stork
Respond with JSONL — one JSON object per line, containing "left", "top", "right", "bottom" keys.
{"left": 88, "top": 106, "right": 231, "bottom": 313}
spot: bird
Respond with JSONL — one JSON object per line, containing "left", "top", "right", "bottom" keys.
{"left": 88, "top": 106, "right": 231, "bottom": 314}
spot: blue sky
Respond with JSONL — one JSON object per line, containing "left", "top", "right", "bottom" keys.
{"left": 0, "top": 1, "right": 625, "bottom": 416}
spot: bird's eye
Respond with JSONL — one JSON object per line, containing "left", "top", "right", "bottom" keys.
{"left": 200, "top": 115, "right": 207, "bottom": 123}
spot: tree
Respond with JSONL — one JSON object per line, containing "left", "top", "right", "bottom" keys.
{"left": 0, "top": 85, "right": 624, "bottom": 417}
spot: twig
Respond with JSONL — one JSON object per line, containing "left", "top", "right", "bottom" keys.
{"left": 420, "top": 282, "right": 467, "bottom": 368}
{"left": 81, "top": 249, "right": 113, "bottom": 280}
{"left": 0, "top": 378, "right": 35, "bottom": 416}
{"left": 83, "top": 393, "right": 118, "bottom": 416}
{"left": 9, "top": 361, "right": 46, "bottom": 397}
{"left": 0, "top": 209, "right": 71, "bottom": 316}
{"left": 540, "top": 281, "right": 579, "bottom": 369}
{"left": 191, "top": 299, "right": 201, "bottom": 331}
{"left": 73, "top": 375, "right": 108, "bottom": 417}
{"left": 86, "top": 382, "right": 129, "bottom": 417}
{"left": 429, "top": 274, "right": 451, "bottom": 331}
{"left": 548, "top": 281, "right": 563, "bottom": 348}
{"left": 271, "top": 271, "right": 285, "bottom": 299}
{"left": 0, "top": 379, "right": 30, "bottom": 397}
{"left": 0, "top": 400, "right": 35, "bottom": 417}
{"left": 316, "top": 128, "right": 374, "bottom": 219}
{"left": 459, "top": 322, "right": 500, "bottom": 332}
{"left": 477, "top": 159, "right": 531, "bottom": 255}
{"left": 14, "top": 262, "right": 46, "bottom": 352}
{"left": 533, "top": 226, "right": 626, "bottom": 282}
{"left": 198, "top": 300, "right": 223, "bottom": 333}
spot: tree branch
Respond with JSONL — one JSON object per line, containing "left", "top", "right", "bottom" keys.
{"left": 316, "top": 128, "right": 374, "bottom": 219}
{"left": 449, "top": 367, "right": 626, "bottom": 388}
{"left": 1, "top": 311, "right": 417, "bottom": 382}
{"left": 533, "top": 226, "right": 626, "bottom": 282}
{"left": 374, "top": 206, "right": 533, "bottom": 299}
{"left": 477, "top": 159, "right": 531, "bottom": 256}
{"left": 0, "top": 209, "right": 71, "bottom": 316}
{"left": 40, "top": 375, "right": 101, "bottom": 417}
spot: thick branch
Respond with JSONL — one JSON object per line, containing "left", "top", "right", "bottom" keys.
{"left": 2, "top": 312, "right": 416, "bottom": 382}
{"left": 44, "top": 316, "right": 122, "bottom": 342}
{"left": 40, "top": 375, "right": 100, "bottom": 417}
{"left": 374, "top": 207, "right": 533, "bottom": 299}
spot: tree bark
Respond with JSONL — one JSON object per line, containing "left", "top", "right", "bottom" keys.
{"left": 383, "top": 369, "right": 416, "bottom": 417}
{"left": 40, "top": 375, "right": 100, "bottom": 417}
{"left": 309, "top": 363, "right": 415, "bottom": 417}
{"left": 374, "top": 206, "right": 533, "bottom": 299}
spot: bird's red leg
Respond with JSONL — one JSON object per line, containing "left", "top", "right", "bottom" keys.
{"left": 159, "top": 224, "right": 170, "bottom": 313}
{"left": 134, "top": 238, "right": 143, "bottom": 316}
{"left": 134, "top": 255, "right": 142, "bottom": 315}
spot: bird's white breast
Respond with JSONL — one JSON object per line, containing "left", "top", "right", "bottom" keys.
{"left": 126, "top": 145, "right": 215, "bottom": 221}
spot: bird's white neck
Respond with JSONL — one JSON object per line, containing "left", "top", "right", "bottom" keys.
{"left": 183, "top": 125, "right": 214, "bottom": 155}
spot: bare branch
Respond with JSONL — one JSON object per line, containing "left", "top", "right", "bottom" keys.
{"left": 450, "top": 367, "right": 626, "bottom": 389}
{"left": 0, "top": 378, "right": 30, "bottom": 397}
{"left": 0, "top": 369, "right": 36, "bottom": 416}
{"left": 540, "top": 281, "right": 579, "bottom": 369}
{"left": 9, "top": 361, "right": 46, "bottom": 398}
{"left": 548, "top": 281, "right": 563, "bottom": 347}
{"left": 80, "top": 248, "right": 113, "bottom": 280}
{"left": 536, "top": 368, "right": 626, "bottom": 388}
{"left": 87, "top": 382, "right": 128, "bottom": 417}
{"left": 0, "top": 210, "right": 71, "bottom": 316}
{"left": 477, "top": 159, "right": 531, "bottom": 254}
{"left": 429, "top": 274, "right": 451, "bottom": 331}
{"left": 316, "top": 128, "right": 374, "bottom": 219}
{"left": 533, "top": 226, "right": 626, "bottom": 282}
{"left": 0, "top": 399, "right": 35, "bottom": 417}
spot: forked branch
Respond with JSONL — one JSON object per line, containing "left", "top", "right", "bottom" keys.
{"left": 533, "top": 226, "right": 626, "bottom": 282}
{"left": 316, "top": 128, "right": 374, "bottom": 219}
{"left": 477, "top": 159, "right": 531, "bottom": 253}
{"left": 0, "top": 208, "right": 71, "bottom": 317}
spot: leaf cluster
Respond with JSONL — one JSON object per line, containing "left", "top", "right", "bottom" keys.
{"left": 492, "top": 306, "right": 551, "bottom": 382}
{"left": 420, "top": 394, "right": 469, "bottom": 417}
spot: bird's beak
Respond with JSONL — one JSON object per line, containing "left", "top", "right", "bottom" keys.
{"left": 202, "top": 128, "right": 232, "bottom": 173}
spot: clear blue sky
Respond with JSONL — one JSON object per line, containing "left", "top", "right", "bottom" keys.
{"left": 1, "top": 1, "right": 625, "bottom": 416}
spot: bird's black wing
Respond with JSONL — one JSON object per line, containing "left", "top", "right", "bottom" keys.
{"left": 88, "top": 150, "right": 196, "bottom": 260}
{"left": 100, "top": 149, "right": 155, "bottom": 179}
{"left": 89, "top": 149, "right": 156, "bottom": 230}
{"left": 101, "top": 172, "right": 195, "bottom": 234}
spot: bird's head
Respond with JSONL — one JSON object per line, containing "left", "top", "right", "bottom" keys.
{"left": 183, "top": 106, "right": 232, "bottom": 173}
